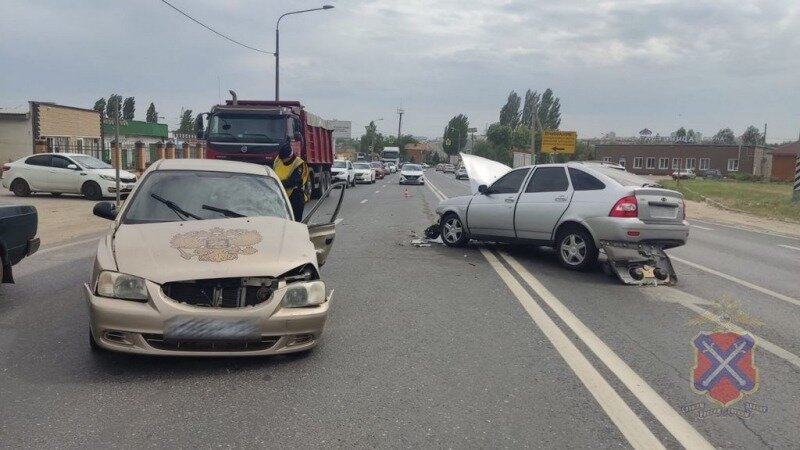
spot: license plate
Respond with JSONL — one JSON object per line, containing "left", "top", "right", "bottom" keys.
{"left": 164, "top": 317, "right": 260, "bottom": 342}
{"left": 650, "top": 205, "right": 677, "bottom": 219}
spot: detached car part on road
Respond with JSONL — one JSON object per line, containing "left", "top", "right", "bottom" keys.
{"left": 85, "top": 159, "right": 344, "bottom": 356}
{"left": 435, "top": 155, "right": 688, "bottom": 284}
{"left": 2, "top": 153, "right": 137, "bottom": 200}
{"left": 0, "top": 204, "right": 40, "bottom": 283}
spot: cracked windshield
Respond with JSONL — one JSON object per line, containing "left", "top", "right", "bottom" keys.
{"left": 1, "top": 0, "right": 799, "bottom": 448}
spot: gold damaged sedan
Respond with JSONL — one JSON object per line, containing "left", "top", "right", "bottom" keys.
{"left": 85, "top": 159, "right": 341, "bottom": 356}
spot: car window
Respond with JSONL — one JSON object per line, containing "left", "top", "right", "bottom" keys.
{"left": 593, "top": 166, "right": 657, "bottom": 187}
{"left": 526, "top": 167, "right": 569, "bottom": 193}
{"left": 354, "top": 163, "right": 371, "bottom": 169}
{"left": 123, "top": 170, "right": 290, "bottom": 224}
{"left": 332, "top": 161, "right": 346, "bottom": 169}
{"left": 404, "top": 164, "right": 422, "bottom": 171}
{"left": 71, "top": 155, "right": 111, "bottom": 169}
{"left": 26, "top": 155, "right": 52, "bottom": 166}
{"left": 568, "top": 168, "right": 605, "bottom": 191}
{"left": 490, "top": 168, "right": 530, "bottom": 194}
{"left": 51, "top": 156, "right": 72, "bottom": 169}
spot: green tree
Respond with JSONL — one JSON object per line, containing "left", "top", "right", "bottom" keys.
{"left": 122, "top": 97, "right": 135, "bottom": 121}
{"left": 106, "top": 94, "right": 122, "bottom": 121}
{"left": 93, "top": 98, "right": 106, "bottom": 117}
{"left": 443, "top": 114, "right": 469, "bottom": 155}
{"left": 687, "top": 129, "right": 696, "bottom": 141}
{"left": 178, "top": 109, "right": 193, "bottom": 133}
{"left": 146, "top": 102, "right": 158, "bottom": 123}
{"left": 740, "top": 125, "right": 762, "bottom": 145}
{"left": 713, "top": 128, "right": 736, "bottom": 144}
{"left": 511, "top": 125, "right": 532, "bottom": 149}
{"left": 486, "top": 123, "right": 513, "bottom": 149}
{"left": 537, "top": 88, "right": 561, "bottom": 130}
{"left": 499, "top": 91, "right": 521, "bottom": 128}
{"left": 360, "top": 121, "right": 384, "bottom": 155}
{"left": 520, "top": 89, "right": 539, "bottom": 128}
{"left": 675, "top": 127, "right": 687, "bottom": 139}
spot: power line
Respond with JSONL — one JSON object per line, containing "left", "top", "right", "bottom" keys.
{"left": 160, "top": 0, "right": 274, "bottom": 55}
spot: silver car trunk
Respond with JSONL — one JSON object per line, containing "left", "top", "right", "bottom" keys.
{"left": 634, "top": 188, "right": 684, "bottom": 224}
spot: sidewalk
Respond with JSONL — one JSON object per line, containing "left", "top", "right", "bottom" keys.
{"left": 1, "top": 191, "right": 112, "bottom": 248}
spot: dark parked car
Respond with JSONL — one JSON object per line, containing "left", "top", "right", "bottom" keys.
{"left": 0, "top": 204, "right": 40, "bottom": 282}
{"left": 370, "top": 161, "right": 385, "bottom": 179}
{"left": 703, "top": 169, "right": 723, "bottom": 179}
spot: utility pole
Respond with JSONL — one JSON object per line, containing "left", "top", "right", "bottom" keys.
{"left": 763, "top": 123, "right": 767, "bottom": 145}
{"left": 114, "top": 105, "right": 121, "bottom": 207}
{"left": 397, "top": 108, "right": 404, "bottom": 141}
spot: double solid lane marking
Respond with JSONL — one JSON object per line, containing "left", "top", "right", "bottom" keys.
{"left": 424, "top": 177, "right": 712, "bottom": 449}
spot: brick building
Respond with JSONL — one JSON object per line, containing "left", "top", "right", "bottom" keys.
{"left": 770, "top": 141, "right": 799, "bottom": 181}
{"left": 595, "top": 144, "right": 772, "bottom": 177}
{"left": 404, "top": 142, "right": 430, "bottom": 163}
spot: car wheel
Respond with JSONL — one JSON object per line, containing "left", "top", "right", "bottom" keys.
{"left": 10, "top": 179, "right": 31, "bottom": 197}
{"left": 81, "top": 181, "right": 102, "bottom": 200}
{"left": 440, "top": 213, "right": 469, "bottom": 247}
{"left": 555, "top": 226, "right": 598, "bottom": 271}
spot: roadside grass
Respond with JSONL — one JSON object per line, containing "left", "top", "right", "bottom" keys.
{"left": 659, "top": 179, "right": 800, "bottom": 223}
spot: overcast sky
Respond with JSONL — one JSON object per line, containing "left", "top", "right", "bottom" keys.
{"left": 1, "top": 0, "right": 798, "bottom": 142}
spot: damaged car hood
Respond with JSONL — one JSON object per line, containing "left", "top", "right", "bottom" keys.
{"left": 460, "top": 153, "right": 511, "bottom": 194}
{"left": 112, "top": 216, "right": 315, "bottom": 284}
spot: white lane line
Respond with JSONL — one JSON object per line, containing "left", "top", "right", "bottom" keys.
{"left": 334, "top": 218, "right": 344, "bottom": 225}
{"left": 671, "top": 256, "right": 800, "bottom": 308}
{"left": 375, "top": 190, "right": 380, "bottom": 194}
{"left": 34, "top": 235, "right": 103, "bottom": 256}
{"left": 690, "top": 224, "right": 715, "bottom": 231}
{"left": 382, "top": 184, "right": 387, "bottom": 188}
{"left": 426, "top": 178, "right": 447, "bottom": 201}
{"left": 480, "top": 249, "right": 666, "bottom": 450}
{"left": 498, "top": 251, "right": 713, "bottom": 450}
{"left": 778, "top": 244, "right": 800, "bottom": 251}
{"left": 690, "top": 219, "right": 800, "bottom": 242}
{"left": 360, "top": 199, "right": 368, "bottom": 204}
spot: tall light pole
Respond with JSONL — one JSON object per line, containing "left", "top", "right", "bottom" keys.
{"left": 396, "top": 108, "right": 404, "bottom": 141}
{"left": 275, "top": 5, "right": 334, "bottom": 100}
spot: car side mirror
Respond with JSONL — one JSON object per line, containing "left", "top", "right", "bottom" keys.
{"left": 93, "top": 201, "right": 117, "bottom": 221}
{"left": 478, "top": 184, "right": 489, "bottom": 195}
{"left": 67, "top": 164, "right": 79, "bottom": 170}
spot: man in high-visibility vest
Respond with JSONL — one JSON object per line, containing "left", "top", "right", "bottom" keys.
{"left": 273, "top": 143, "right": 309, "bottom": 222}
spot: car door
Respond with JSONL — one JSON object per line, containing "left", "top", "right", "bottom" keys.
{"left": 347, "top": 161, "right": 354, "bottom": 182}
{"left": 515, "top": 166, "right": 573, "bottom": 241}
{"left": 303, "top": 178, "right": 346, "bottom": 267}
{"left": 467, "top": 168, "right": 531, "bottom": 238}
{"left": 21, "top": 154, "right": 53, "bottom": 190}
{"left": 49, "top": 155, "right": 81, "bottom": 192}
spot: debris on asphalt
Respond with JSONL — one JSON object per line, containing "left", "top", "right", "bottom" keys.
{"left": 411, "top": 239, "right": 431, "bottom": 247}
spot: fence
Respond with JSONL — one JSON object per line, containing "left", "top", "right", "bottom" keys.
{"left": 36, "top": 140, "right": 205, "bottom": 173}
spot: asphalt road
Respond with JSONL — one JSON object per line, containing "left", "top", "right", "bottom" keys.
{"left": 1, "top": 169, "right": 798, "bottom": 448}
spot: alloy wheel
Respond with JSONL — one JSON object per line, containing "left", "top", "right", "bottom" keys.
{"left": 560, "top": 234, "right": 587, "bottom": 266}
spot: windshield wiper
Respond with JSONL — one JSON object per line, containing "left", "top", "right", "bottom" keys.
{"left": 202, "top": 204, "right": 245, "bottom": 218}
{"left": 150, "top": 194, "right": 203, "bottom": 220}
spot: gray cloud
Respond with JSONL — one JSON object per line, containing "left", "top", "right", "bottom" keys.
{"left": 1, "top": 0, "right": 798, "bottom": 141}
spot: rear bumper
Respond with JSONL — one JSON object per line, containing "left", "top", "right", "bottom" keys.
{"left": 26, "top": 237, "right": 40, "bottom": 257}
{"left": 583, "top": 217, "right": 689, "bottom": 248}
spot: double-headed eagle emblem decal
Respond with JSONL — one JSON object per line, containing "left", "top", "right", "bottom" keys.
{"left": 170, "top": 227, "right": 262, "bottom": 263}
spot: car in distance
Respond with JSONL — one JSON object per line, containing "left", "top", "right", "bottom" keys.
{"left": 386, "top": 162, "right": 397, "bottom": 174}
{"left": 435, "top": 164, "right": 443, "bottom": 171}
{"left": 435, "top": 160, "right": 689, "bottom": 271}
{"left": 455, "top": 167, "right": 468, "bottom": 180}
{"left": 442, "top": 164, "right": 455, "bottom": 174}
{"left": 85, "top": 159, "right": 339, "bottom": 356}
{"left": 421, "top": 163, "right": 429, "bottom": 169}
{"left": 399, "top": 163, "right": 425, "bottom": 185}
{"left": 703, "top": 169, "right": 723, "bottom": 179}
{"left": 353, "top": 162, "right": 376, "bottom": 184}
{"left": 2, "top": 153, "right": 138, "bottom": 200}
{"left": 671, "top": 169, "right": 696, "bottom": 180}
{"left": 331, "top": 159, "right": 356, "bottom": 187}
{"left": 0, "top": 204, "right": 40, "bottom": 283}
{"left": 370, "top": 161, "right": 385, "bottom": 180}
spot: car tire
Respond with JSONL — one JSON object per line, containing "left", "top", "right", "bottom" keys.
{"left": 81, "top": 181, "right": 102, "bottom": 201}
{"left": 10, "top": 179, "right": 31, "bottom": 197}
{"left": 555, "top": 226, "right": 598, "bottom": 271}
{"left": 440, "top": 213, "right": 469, "bottom": 247}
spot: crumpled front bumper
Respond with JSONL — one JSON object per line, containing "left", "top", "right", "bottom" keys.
{"left": 84, "top": 281, "right": 330, "bottom": 356}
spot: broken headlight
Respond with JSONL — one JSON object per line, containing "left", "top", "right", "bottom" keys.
{"left": 97, "top": 271, "right": 148, "bottom": 301}
{"left": 282, "top": 281, "right": 326, "bottom": 308}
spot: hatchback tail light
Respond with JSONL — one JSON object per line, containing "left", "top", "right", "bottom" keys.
{"left": 609, "top": 195, "right": 638, "bottom": 218}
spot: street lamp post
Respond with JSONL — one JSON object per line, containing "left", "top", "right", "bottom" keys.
{"left": 275, "top": 5, "right": 334, "bottom": 100}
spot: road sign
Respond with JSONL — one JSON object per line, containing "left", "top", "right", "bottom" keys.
{"left": 541, "top": 131, "right": 577, "bottom": 154}
{"left": 467, "top": 127, "right": 477, "bottom": 133}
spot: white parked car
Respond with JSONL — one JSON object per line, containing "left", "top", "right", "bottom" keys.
{"left": 386, "top": 162, "right": 397, "bottom": 173}
{"left": 352, "top": 162, "right": 376, "bottom": 184}
{"left": 399, "top": 163, "right": 425, "bottom": 185}
{"left": 331, "top": 159, "right": 356, "bottom": 188}
{"left": 2, "top": 153, "right": 137, "bottom": 200}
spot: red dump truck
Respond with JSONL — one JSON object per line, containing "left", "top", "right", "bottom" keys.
{"left": 196, "top": 92, "right": 335, "bottom": 198}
